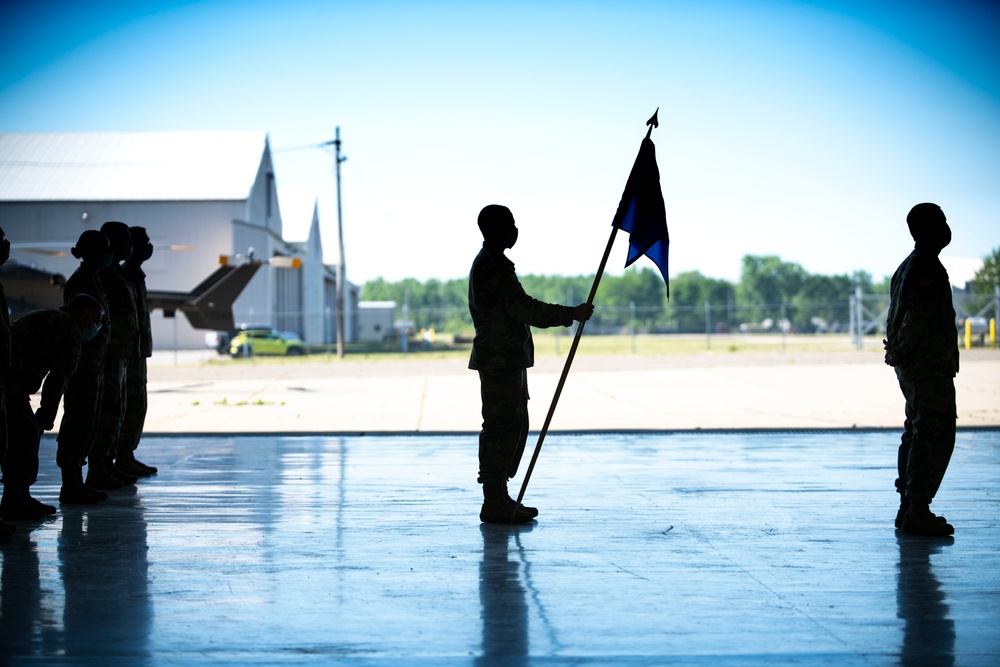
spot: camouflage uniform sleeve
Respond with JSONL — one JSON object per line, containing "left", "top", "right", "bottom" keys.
{"left": 485, "top": 267, "right": 574, "bottom": 329}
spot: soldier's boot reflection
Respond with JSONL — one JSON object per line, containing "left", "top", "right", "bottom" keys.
{"left": 58, "top": 464, "right": 103, "bottom": 505}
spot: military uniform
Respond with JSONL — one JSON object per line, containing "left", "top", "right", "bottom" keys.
{"left": 3, "top": 310, "right": 81, "bottom": 490}
{"left": 56, "top": 264, "right": 111, "bottom": 470}
{"left": 468, "top": 245, "right": 574, "bottom": 485}
{"left": 885, "top": 247, "right": 959, "bottom": 506}
{"left": 118, "top": 260, "right": 151, "bottom": 461}
{"left": 89, "top": 262, "right": 138, "bottom": 479}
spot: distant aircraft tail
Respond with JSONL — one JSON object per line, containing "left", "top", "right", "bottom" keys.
{"left": 147, "top": 261, "right": 262, "bottom": 331}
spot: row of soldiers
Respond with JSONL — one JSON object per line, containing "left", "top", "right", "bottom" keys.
{"left": 0, "top": 222, "right": 156, "bottom": 536}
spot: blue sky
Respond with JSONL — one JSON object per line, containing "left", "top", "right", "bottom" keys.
{"left": 1, "top": 0, "right": 998, "bottom": 286}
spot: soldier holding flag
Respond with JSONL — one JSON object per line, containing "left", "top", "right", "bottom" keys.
{"left": 469, "top": 204, "right": 593, "bottom": 524}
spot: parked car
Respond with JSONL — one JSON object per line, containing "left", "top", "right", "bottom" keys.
{"left": 230, "top": 328, "right": 307, "bottom": 357}
{"left": 206, "top": 324, "right": 273, "bottom": 355}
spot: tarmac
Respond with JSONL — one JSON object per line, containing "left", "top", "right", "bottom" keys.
{"left": 140, "top": 346, "right": 1000, "bottom": 433}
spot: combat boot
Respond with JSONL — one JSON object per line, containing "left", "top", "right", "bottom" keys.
{"left": 895, "top": 495, "right": 946, "bottom": 530}
{"left": 481, "top": 483, "right": 534, "bottom": 524}
{"left": 21, "top": 489, "right": 56, "bottom": 516}
{"left": 106, "top": 456, "right": 138, "bottom": 485}
{"left": 116, "top": 449, "right": 157, "bottom": 476}
{"left": 86, "top": 458, "right": 125, "bottom": 490}
{"left": 901, "top": 503, "right": 954, "bottom": 536}
{"left": 0, "top": 485, "right": 52, "bottom": 520}
{"left": 507, "top": 493, "right": 538, "bottom": 518}
{"left": 59, "top": 466, "right": 103, "bottom": 505}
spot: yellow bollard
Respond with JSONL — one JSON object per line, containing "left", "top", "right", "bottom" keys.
{"left": 965, "top": 319, "right": 972, "bottom": 350}
{"left": 991, "top": 318, "right": 996, "bottom": 348}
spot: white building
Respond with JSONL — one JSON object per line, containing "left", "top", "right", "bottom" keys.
{"left": 0, "top": 131, "right": 356, "bottom": 349}
{"left": 357, "top": 301, "right": 396, "bottom": 342}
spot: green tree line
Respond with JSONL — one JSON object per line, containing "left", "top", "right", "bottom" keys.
{"left": 361, "top": 249, "right": 999, "bottom": 336}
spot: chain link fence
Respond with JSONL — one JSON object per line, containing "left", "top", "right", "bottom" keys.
{"left": 360, "top": 290, "right": 999, "bottom": 348}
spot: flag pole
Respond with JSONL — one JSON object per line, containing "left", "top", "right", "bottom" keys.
{"left": 510, "top": 227, "right": 619, "bottom": 520}
{"left": 511, "top": 109, "right": 660, "bottom": 522}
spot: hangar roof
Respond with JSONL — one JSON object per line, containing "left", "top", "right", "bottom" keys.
{"left": 0, "top": 131, "right": 268, "bottom": 202}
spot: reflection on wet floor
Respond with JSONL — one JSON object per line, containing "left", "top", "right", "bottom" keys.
{"left": 1, "top": 430, "right": 998, "bottom": 665}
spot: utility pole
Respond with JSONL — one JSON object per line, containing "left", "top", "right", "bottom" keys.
{"left": 333, "top": 127, "right": 347, "bottom": 358}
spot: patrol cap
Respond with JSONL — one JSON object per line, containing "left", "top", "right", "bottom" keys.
{"left": 71, "top": 229, "right": 110, "bottom": 260}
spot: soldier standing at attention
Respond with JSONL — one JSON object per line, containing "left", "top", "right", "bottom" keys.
{"left": 117, "top": 226, "right": 157, "bottom": 477}
{"left": 469, "top": 205, "right": 593, "bottom": 524}
{"left": 87, "top": 221, "right": 139, "bottom": 490}
{"left": 884, "top": 203, "right": 959, "bottom": 537}
{"left": 56, "top": 230, "right": 113, "bottom": 504}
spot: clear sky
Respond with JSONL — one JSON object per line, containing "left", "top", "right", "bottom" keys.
{"left": 1, "top": 0, "right": 998, "bottom": 286}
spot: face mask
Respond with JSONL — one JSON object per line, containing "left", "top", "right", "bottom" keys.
{"left": 81, "top": 322, "right": 102, "bottom": 341}
{"left": 100, "top": 253, "right": 114, "bottom": 269}
{"left": 505, "top": 227, "right": 518, "bottom": 249}
{"left": 140, "top": 243, "right": 153, "bottom": 262}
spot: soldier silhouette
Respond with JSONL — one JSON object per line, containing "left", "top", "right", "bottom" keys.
{"left": 87, "top": 222, "right": 139, "bottom": 490}
{"left": 0, "top": 227, "right": 15, "bottom": 535}
{"left": 117, "top": 226, "right": 156, "bottom": 477}
{"left": 56, "top": 230, "right": 114, "bottom": 504}
{"left": 0, "top": 294, "right": 104, "bottom": 520}
{"left": 469, "top": 205, "right": 593, "bottom": 524}
{"left": 884, "top": 203, "right": 959, "bottom": 536}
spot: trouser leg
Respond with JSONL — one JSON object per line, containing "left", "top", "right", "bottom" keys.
{"left": 0, "top": 394, "right": 40, "bottom": 488}
{"left": 895, "top": 400, "right": 914, "bottom": 498}
{"left": 56, "top": 369, "right": 103, "bottom": 469}
{"left": 897, "top": 376, "right": 956, "bottom": 504}
{"left": 91, "top": 356, "right": 127, "bottom": 461}
{"left": 118, "top": 356, "right": 147, "bottom": 455}
{"left": 477, "top": 369, "right": 529, "bottom": 486}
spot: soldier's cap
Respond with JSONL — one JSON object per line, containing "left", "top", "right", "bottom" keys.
{"left": 71, "top": 230, "right": 110, "bottom": 260}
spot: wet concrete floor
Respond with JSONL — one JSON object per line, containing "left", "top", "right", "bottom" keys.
{"left": 1, "top": 430, "right": 998, "bottom": 665}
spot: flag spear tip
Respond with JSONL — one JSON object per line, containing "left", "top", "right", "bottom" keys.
{"left": 645, "top": 108, "right": 659, "bottom": 138}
